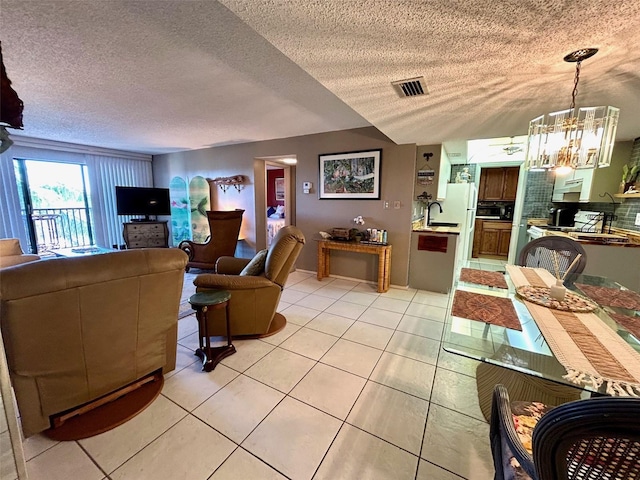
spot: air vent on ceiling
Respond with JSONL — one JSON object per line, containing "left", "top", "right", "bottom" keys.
{"left": 391, "top": 77, "right": 428, "bottom": 97}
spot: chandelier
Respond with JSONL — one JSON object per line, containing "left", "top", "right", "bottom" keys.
{"left": 525, "top": 48, "right": 619, "bottom": 172}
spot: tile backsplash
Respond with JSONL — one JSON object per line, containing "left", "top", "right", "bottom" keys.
{"left": 520, "top": 137, "right": 640, "bottom": 231}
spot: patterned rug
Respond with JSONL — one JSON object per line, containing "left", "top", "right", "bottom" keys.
{"left": 576, "top": 284, "right": 640, "bottom": 311}
{"left": 178, "top": 301, "right": 194, "bottom": 319}
{"left": 451, "top": 290, "right": 522, "bottom": 331}
{"left": 459, "top": 268, "right": 508, "bottom": 289}
{"left": 609, "top": 313, "right": 640, "bottom": 340}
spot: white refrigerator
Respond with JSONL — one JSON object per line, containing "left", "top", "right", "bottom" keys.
{"left": 430, "top": 183, "right": 477, "bottom": 268}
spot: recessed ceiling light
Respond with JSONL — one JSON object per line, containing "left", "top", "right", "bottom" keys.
{"left": 281, "top": 158, "right": 297, "bottom": 164}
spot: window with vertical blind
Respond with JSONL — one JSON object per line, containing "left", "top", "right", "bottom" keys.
{"left": 1, "top": 137, "right": 152, "bottom": 250}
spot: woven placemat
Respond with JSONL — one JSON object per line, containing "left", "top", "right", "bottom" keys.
{"left": 459, "top": 268, "right": 508, "bottom": 289}
{"left": 451, "top": 290, "right": 521, "bottom": 331}
{"left": 609, "top": 313, "right": 640, "bottom": 340}
{"left": 516, "top": 285, "right": 597, "bottom": 313}
{"left": 576, "top": 284, "right": 640, "bottom": 311}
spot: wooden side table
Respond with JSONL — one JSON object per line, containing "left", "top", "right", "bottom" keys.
{"left": 189, "top": 291, "right": 235, "bottom": 372}
{"left": 316, "top": 240, "right": 392, "bottom": 293}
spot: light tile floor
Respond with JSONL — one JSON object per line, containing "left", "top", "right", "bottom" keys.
{"left": 19, "top": 259, "right": 508, "bottom": 480}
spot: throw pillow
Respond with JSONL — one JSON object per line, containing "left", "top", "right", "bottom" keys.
{"left": 240, "top": 249, "right": 268, "bottom": 276}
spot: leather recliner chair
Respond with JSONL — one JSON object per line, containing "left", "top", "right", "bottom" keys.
{"left": 194, "top": 225, "right": 305, "bottom": 337}
{"left": 0, "top": 248, "right": 187, "bottom": 437}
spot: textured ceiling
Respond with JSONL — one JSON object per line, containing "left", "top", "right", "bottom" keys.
{"left": 2, "top": 1, "right": 639, "bottom": 155}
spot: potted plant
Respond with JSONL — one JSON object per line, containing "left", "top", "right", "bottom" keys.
{"left": 622, "top": 163, "right": 639, "bottom": 193}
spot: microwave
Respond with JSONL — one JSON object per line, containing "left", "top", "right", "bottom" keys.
{"left": 477, "top": 205, "right": 501, "bottom": 217}
{"left": 549, "top": 207, "right": 577, "bottom": 227}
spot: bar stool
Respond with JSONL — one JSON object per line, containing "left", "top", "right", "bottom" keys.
{"left": 188, "top": 290, "right": 235, "bottom": 372}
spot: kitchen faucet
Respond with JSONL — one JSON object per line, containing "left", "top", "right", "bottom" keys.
{"left": 427, "top": 201, "right": 443, "bottom": 226}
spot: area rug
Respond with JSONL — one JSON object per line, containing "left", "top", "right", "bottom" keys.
{"left": 178, "top": 301, "right": 194, "bottom": 319}
{"left": 451, "top": 289, "right": 521, "bottom": 331}
{"left": 575, "top": 284, "right": 640, "bottom": 311}
{"left": 459, "top": 267, "right": 508, "bottom": 289}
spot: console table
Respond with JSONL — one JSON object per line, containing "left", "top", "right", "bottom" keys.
{"left": 123, "top": 221, "right": 169, "bottom": 249}
{"left": 316, "top": 240, "right": 392, "bottom": 293}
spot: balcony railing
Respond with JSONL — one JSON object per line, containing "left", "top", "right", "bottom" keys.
{"left": 32, "top": 208, "right": 93, "bottom": 253}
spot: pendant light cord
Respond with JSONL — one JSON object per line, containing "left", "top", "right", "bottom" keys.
{"left": 570, "top": 61, "right": 581, "bottom": 111}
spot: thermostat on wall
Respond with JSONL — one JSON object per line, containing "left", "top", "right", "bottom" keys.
{"left": 302, "top": 181, "right": 312, "bottom": 194}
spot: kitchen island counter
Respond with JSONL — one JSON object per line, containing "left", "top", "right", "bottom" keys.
{"left": 409, "top": 231, "right": 459, "bottom": 293}
{"left": 412, "top": 225, "right": 461, "bottom": 235}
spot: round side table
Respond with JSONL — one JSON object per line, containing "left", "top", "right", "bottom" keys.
{"left": 189, "top": 290, "right": 235, "bottom": 372}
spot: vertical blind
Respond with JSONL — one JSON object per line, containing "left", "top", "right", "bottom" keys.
{"left": 0, "top": 149, "right": 29, "bottom": 249}
{"left": 85, "top": 154, "right": 153, "bottom": 248}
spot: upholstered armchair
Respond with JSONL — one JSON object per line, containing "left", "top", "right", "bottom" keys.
{"left": 194, "top": 225, "right": 305, "bottom": 337}
{"left": 0, "top": 238, "right": 40, "bottom": 268}
{"left": 179, "top": 209, "right": 244, "bottom": 271}
{"left": 490, "top": 384, "right": 640, "bottom": 480}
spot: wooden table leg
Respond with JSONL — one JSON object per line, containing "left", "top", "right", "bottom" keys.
{"left": 324, "top": 248, "right": 330, "bottom": 277}
{"left": 317, "top": 243, "right": 324, "bottom": 280}
{"left": 195, "top": 301, "right": 236, "bottom": 372}
{"left": 377, "top": 250, "right": 385, "bottom": 292}
{"left": 383, "top": 246, "right": 391, "bottom": 292}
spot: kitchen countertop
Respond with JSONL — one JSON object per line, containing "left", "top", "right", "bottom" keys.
{"left": 412, "top": 226, "right": 461, "bottom": 235}
{"left": 542, "top": 229, "right": 640, "bottom": 247}
{"left": 475, "top": 216, "right": 511, "bottom": 221}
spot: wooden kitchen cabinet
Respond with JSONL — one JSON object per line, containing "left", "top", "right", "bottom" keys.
{"left": 478, "top": 167, "right": 519, "bottom": 201}
{"left": 472, "top": 219, "right": 512, "bottom": 258}
{"left": 502, "top": 168, "right": 519, "bottom": 200}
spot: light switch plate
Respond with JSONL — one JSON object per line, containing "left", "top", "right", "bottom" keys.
{"left": 635, "top": 213, "right": 640, "bottom": 226}
{"left": 393, "top": 200, "right": 401, "bottom": 209}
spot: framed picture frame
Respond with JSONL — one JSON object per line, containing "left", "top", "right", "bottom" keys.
{"left": 319, "top": 149, "right": 382, "bottom": 199}
{"left": 275, "top": 178, "right": 285, "bottom": 201}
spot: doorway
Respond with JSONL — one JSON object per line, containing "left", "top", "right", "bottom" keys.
{"left": 13, "top": 159, "right": 94, "bottom": 254}
{"left": 264, "top": 160, "right": 295, "bottom": 247}
{"left": 471, "top": 164, "right": 522, "bottom": 261}
{"left": 252, "top": 156, "right": 296, "bottom": 252}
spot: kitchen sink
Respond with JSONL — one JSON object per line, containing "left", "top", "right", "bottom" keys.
{"left": 428, "top": 222, "right": 459, "bottom": 227}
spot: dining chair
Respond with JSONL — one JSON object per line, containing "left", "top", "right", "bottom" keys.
{"left": 517, "top": 236, "right": 587, "bottom": 278}
{"left": 490, "top": 384, "right": 640, "bottom": 480}
{"left": 179, "top": 209, "right": 244, "bottom": 271}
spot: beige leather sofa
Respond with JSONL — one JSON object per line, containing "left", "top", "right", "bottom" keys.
{"left": 0, "top": 238, "right": 40, "bottom": 268}
{"left": 194, "top": 225, "right": 305, "bottom": 336}
{"left": 0, "top": 248, "right": 187, "bottom": 437}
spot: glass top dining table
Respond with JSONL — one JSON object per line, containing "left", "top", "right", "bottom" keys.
{"left": 442, "top": 267, "right": 640, "bottom": 396}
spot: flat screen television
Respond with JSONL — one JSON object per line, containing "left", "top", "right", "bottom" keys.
{"left": 115, "top": 186, "right": 171, "bottom": 220}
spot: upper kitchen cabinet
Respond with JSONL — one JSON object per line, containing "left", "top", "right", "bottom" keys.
{"left": 552, "top": 141, "right": 633, "bottom": 202}
{"left": 478, "top": 167, "right": 520, "bottom": 201}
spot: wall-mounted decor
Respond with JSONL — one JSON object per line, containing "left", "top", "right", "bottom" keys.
{"left": 275, "top": 178, "right": 285, "bottom": 201}
{"left": 208, "top": 175, "right": 245, "bottom": 193}
{"left": 169, "top": 176, "right": 191, "bottom": 246}
{"left": 189, "top": 176, "right": 211, "bottom": 243}
{"left": 319, "top": 149, "right": 381, "bottom": 199}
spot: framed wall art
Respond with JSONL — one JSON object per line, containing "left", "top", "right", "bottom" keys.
{"left": 319, "top": 149, "right": 382, "bottom": 199}
{"left": 275, "top": 177, "right": 285, "bottom": 201}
